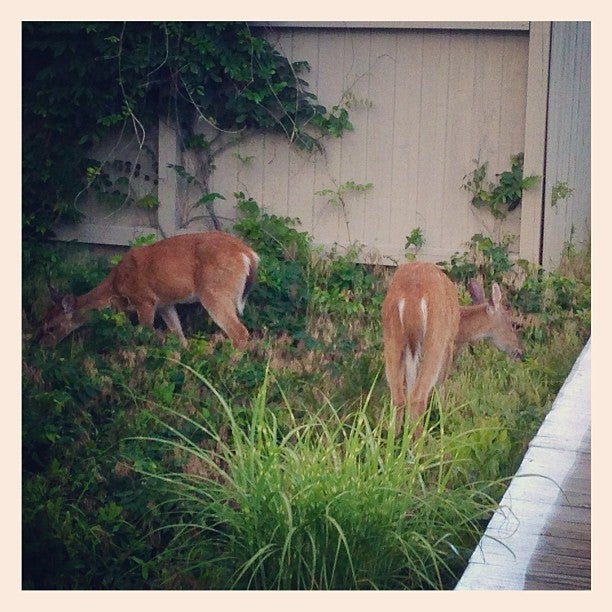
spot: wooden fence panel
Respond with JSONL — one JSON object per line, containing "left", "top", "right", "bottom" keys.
{"left": 211, "top": 26, "right": 531, "bottom": 263}
{"left": 54, "top": 24, "right": 563, "bottom": 266}
{"left": 541, "top": 21, "right": 591, "bottom": 269}
{"left": 53, "top": 124, "right": 162, "bottom": 245}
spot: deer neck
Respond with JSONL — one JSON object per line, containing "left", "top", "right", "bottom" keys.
{"left": 75, "top": 274, "right": 116, "bottom": 313}
{"left": 456, "top": 303, "right": 489, "bottom": 347}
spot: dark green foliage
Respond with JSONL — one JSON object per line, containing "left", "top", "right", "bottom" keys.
{"left": 22, "top": 21, "right": 352, "bottom": 243}
{"left": 233, "top": 193, "right": 312, "bottom": 340}
{"left": 438, "top": 233, "right": 514, "bottom": 288}
{"left": 515, "top": 266, "right": 590, "bottom": 315}
{"left": 22, "top": 211, "right": 589, "bottom": 589}
{"left": 462, "top": 154, "right": 540, "bottom": 219}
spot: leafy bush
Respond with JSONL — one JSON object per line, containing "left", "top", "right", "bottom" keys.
{"left": 438, "top": 233, "right": 514, "bottom": 288}
{"left": 22, "top": 211, "right": 590, "bottom": 589}
{"left": 233, "top": 193, "right": 312, "bottom": 340}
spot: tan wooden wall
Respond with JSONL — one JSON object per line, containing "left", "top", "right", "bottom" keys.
{"left": 55, "top": 125, "right": 161, "bottom": 245}
{"left": 210, "top": 25, "right": 530, "bottom": 263}
{"left": 53, "top": 22, "right": 590, "bottom": 269}
{"left": 541, "top": 21, "right": 591, "bottom": 269}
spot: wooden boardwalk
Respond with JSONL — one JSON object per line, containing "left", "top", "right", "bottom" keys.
{"left": 455, "top": 338, "right": 591, "bottom": 590}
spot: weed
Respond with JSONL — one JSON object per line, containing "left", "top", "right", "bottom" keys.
{"left": 404, "top": 227, "right": 425, "bottom": 261}
{"left": 551, "top": 181, "right": 574, "bottom": 208}
{"left": 462, "top": 154, "right": 540, "bottom": 219}
{"left": 315, "top": 180, "right": 373, "bottom": 243}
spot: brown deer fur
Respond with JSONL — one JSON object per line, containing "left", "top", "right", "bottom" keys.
{"left": 40, "top": 231, "right": 259, "bottom": 350}
{"left": 382, "top": 261, "right": 522, "bottom": 436}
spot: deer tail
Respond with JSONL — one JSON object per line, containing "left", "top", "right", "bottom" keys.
{"left": 236, "top": 250, "right": 260, "bottom": 314}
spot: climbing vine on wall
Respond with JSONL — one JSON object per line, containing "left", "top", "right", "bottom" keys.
{"left": 23, "top": 22, "right": 352, "bottom": 242}
{"left": 461, "top": 154, "right": 540, "bottom": 219}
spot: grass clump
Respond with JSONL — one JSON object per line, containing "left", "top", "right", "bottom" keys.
{"left": 127, "top": 369, "right": 499, "bottom": 590}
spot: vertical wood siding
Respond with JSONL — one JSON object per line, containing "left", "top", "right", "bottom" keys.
{"left": 53, "top": 24, "right": 590, "bottom": 269}
{"left": 541, "top": 22, "right": 591, "bottom": 269}
{"left": 53, "top": 125, "right": 162, "bottom": 245}
{"left": 210, "top": 26, "right": 530, "bottom": 263}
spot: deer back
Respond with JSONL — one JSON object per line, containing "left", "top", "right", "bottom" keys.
{"left": 111, "top": 231, "right": 255, "bottom": 307}
{"left": 382, "top": 261, "right": 460, "bottom": 359}
{"left": 40, "top": 231, "right": 259, "bottom": 347}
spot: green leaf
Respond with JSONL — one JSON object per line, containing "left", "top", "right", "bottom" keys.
{"left": 197, "top": 192, "right": 226, "bottom": 206}
{"left": 135, "top": 195, "right": 160, "bottom": 209}
{"left": 522, "top": 175, "right": 540, "bottom": 190}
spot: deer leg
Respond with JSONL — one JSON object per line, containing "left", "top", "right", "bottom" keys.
{"left": 407, "top": 397, "right": 427, "bottom": 439}
{"left": 135, "top": 301, "right": 156, "bottom": 329}
{"left": 135, "top": 300, "right": 171, "bottom": 344}
{"left": 437, "top": 345, "right": 454, "bottom": 387}
{"left": 199, "top": 291, "right": 249, "bottom": 350}
{"left": 158, "top": 305, "right": 188, "bottom": 349}
{"left": 383, "top": 333, "right": 407, "bottom": 431}
{"left": 409, "top": 349, "right": 447, "bottom": 438}
{"left": 409, "top": 381, "right": 433, "bottom": 439}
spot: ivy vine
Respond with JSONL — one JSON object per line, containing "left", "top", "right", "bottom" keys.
{"left": 23, "top": 22, "right": 353, "bottom": 242}
{"left": 461, "top": 153, "right": 540, "bottom": 219}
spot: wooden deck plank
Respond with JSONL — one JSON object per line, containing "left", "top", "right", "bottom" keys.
{"left": 524, "top": 572, "right": 590, "bottom": 590}
{"left": 528, "top": 534, "right": 591, "bottom": 558}
{"left": 527, "top": 554, "right": 591, "bottom": 575}
{"left": 523, "top": 446, "right": 591, "bottom": 589}
{"left": 455, "top": 339, "right": 591, "bottom": 591}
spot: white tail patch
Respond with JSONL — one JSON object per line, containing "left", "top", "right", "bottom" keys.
{"left": 420, "top": 296, "right": 428, "bottom": 338}
{"left": 402, "top": 298, "right": 427, "bottom": 396}
{"left": 235, "top": 252, "right": 253, "bottom": 315}
{"left": 397, "top": 298, "right": 406, "bottom": 330}
{"left": 404, "top": 342, "right": 421, "bottom": 395}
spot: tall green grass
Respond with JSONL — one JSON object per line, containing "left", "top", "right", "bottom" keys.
{"left": 22, "top": 227, "right": 590, "bottom": 589}
{"left": 127, "top": 366, "right": 502, "bottom": 590}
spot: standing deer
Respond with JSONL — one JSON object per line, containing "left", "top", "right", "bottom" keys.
{"left": 40, "top": 231, "right": 259, "bottom": 350}
{"left": 382, "top": 261, "right": 522, "bottom": 437}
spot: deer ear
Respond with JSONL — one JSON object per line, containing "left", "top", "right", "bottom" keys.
{"left": 490, "top": 283, "right": 502, "bottom": 311}
{"left": 467, "top": 279, "right": 485, "bottom": 304}
{"left": 61, "top": 294, "right": 77, "bottom": 314}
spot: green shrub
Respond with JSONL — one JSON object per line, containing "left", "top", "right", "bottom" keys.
{"left": 438, "top": 233, "right": 514, "bottom": 288}
{"left": 233, "top": 193, "right": 312, "bottom": 340}
{"left": 22, "top": 209, "right": 590, "bottom": 589}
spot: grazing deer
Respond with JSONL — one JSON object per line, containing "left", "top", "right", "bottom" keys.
{"left": 382, "top": 261, "right": 523, "bottom": 437}
{"left": 40, "top": 231, "right": 259, "bottom": 350}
